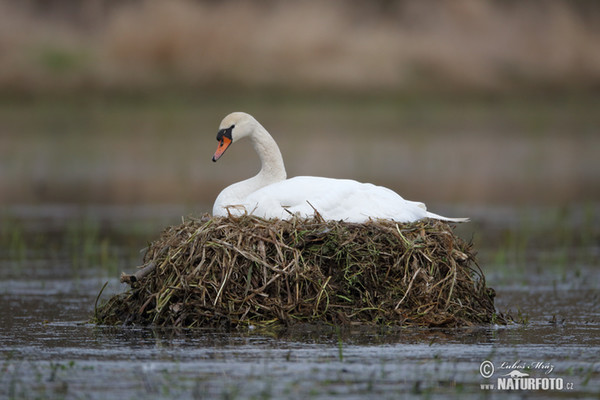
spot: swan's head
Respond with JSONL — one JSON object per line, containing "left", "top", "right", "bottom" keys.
{"left": 212, "top": 112, "right": 258, "bottom": 162}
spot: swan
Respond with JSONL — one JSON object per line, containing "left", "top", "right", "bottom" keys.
{"left": 211, "top": 112, "right": 468, "bottom": 223}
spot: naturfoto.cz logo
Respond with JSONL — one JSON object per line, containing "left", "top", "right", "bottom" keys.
{"left": 479, "top": 360, "right": 575, "bottom": 391}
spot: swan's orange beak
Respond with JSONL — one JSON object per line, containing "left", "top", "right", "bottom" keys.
{"left": 212, "top": 136, "right": 232, "bottom": 162}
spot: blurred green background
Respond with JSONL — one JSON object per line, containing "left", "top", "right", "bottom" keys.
{"left": 1, "top": 0, "right": 599, "bottom": 212}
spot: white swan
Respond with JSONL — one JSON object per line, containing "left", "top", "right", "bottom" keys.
{"left": 211, "top": 112, "right": 468, "bottom": 223}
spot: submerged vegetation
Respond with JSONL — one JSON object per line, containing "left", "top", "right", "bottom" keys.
{"left": 95, "top": 214, "right": 505, "bottom": 328}
{"left": 0, "top": 209, "right": 153, "bottom": 276}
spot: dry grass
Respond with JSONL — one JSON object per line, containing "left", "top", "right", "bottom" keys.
{"left": 94, "top": 214, "right": 506, "bottom": 328}
{"left": 1, "top": 0, "right": 599, "bottom": 93}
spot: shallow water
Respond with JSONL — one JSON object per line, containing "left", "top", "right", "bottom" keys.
{"left": 1, "top": 204, "right": 599, "bottom": 399}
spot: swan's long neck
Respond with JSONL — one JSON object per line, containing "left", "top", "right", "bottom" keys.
{"left": 251, "top": 122, "right": 287, "bottom": 184}
{"left": 213, "top": 122, "right": 286, "bottom": 213}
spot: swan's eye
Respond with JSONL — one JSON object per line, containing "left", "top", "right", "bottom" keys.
{"left": 216, "top": 125, "right": 235, "bottom": 142}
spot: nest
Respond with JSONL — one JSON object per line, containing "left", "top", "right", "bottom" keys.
{"left": 94, "top": 214, "right": 505, "bottom": 328}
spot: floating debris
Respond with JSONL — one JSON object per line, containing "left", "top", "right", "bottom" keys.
{"left": 94, "top": 214, "right": 506, "bottom": 328}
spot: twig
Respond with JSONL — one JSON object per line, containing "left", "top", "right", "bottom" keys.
{"left": 94, "top": 281, "right": 109, "bottom": 321}
{"left": 120, "top": 262, "right": 156, "bottom": 286}
{"left": 395, "top": 268, "right": 422, "bottom": 309}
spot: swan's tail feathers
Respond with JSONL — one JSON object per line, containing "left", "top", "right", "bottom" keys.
{"left": 411, "top": 201, "right": 427, "bottom": 210}
{"left": 425, "top": 211, "right": 470, "bottom": 223}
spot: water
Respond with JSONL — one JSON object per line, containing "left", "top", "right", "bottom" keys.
{"left": 1, "top": 204, "right": 599, "bottom": 399}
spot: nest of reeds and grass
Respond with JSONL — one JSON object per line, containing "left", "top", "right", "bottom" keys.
{"left": 94, "top": 214, "right": 505, "bottom": 328}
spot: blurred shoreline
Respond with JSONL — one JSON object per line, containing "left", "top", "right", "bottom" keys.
{"left": 1, "top": 0, "right": 599, "bottom": 95}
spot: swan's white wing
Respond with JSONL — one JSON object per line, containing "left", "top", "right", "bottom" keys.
{"left": 240, "top": 176, "right": 430, "bottom": 223}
